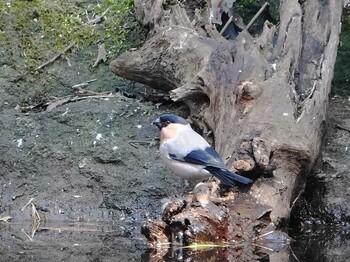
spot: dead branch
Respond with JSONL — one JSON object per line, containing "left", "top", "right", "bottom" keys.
{"left": 37, "top": 43, "right": 74, "bottom": 70}
{"left": 46, "top": 93, "right": 120, "bottom": 112}
{"left": 72, "top": 79, "right": 97, "bottom": 90}
{"left": 15, "top": 92, "right": 119, "bottom": 113}
{"left": 220, "top": 16, "right": 234, "bottom": 35}
{"left": 86, "top": 7, "right": 110, "bottom": 24}
{"left": 336, "top": 124, "right": 350, "bottom": 133}
{"left": 246, "top": 2, "right": 269, "bottom": 29}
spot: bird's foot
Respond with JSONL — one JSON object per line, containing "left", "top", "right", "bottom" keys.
{"left": 211, "top": 191, "right": 236, "bottom": 204}
{"left": 194, "top": 180, "right": 236, "bottom": 204}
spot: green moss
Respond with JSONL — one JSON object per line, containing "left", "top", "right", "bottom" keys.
{"left": 0, "top": 30, "right": 9, "bottom": 45}
{"left": 332, "top": 13, "right": 350, "bottom": 97}
{"left": 235, "top": 0, "right": 280, "bottom": 26}
{"left": 0, "top": 0, "right": 135, "bottom": 70}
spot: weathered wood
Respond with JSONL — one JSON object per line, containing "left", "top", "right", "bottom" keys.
{"left": 110, "top": 0, "right": 343, "bottom": 248}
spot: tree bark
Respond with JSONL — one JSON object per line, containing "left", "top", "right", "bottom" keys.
{"left": 110, "top": 0, "right": 343, "bottom": 242}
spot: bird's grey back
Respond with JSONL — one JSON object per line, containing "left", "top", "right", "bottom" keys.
{"left": 162, "top": 126, "right": 209, "bottom": 157}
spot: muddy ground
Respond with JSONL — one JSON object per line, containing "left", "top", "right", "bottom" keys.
{"left": 0, "top": 55, "right": 191, "bottom": 260}
{"left": 0, "top": 1, "right": 350, "bottom": 261}
{"left": 0, "top": 98, "right": 188, "bottom": 260}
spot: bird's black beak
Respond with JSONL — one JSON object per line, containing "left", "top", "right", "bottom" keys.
{"left": 152, "top": 118, "right": 162, "bottom": 130}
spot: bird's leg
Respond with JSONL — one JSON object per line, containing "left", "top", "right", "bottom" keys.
{"left": 207, "top": 180, "right": 236, "bottom": 203}
{"left": 198, "top": 178, "right": 237, "bottom": 203}
{"left": 193, "top": 182, "right": 211, "bottom": 207}
{"left": 209, "top": 179, "right": 220, "bottom": 196}
{"left": 211, "top": 190, "right": 236, "bottom": 203}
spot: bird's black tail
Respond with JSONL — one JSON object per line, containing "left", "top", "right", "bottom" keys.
{"left": 205, "top": 166, "right": 253, "bottom": 187}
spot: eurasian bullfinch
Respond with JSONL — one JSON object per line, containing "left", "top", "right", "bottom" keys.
{"left": 152, "top": 114, "right": 253, "bottom": 187}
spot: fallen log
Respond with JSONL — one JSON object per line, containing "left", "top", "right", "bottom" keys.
{"left": 110, "top": 0, "right": 343, "bottom": 254}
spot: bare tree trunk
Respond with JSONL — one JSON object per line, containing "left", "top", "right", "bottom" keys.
{"left": 110, "top": 0, "right": 343, "bottom": 245}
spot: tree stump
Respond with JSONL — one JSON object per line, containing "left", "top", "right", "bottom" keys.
{"left": 110, "top": 0, "right": 343, "bottom": 248}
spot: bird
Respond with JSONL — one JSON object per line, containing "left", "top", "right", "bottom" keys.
{"left": 152, "top": 114, "right": 253, "bottom": 187}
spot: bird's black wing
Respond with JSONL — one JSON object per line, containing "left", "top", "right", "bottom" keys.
{"left": 169, "top": 147, "right": 253, "bottom": 186}
{"left": 169, "top": 147, "right": 225, "bottom": 169}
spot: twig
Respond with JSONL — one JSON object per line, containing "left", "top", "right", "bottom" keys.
{"left": 129, "top": 140, "right": 149, "bottom": 147}
{"left": 46, "top": 93, "right": 118, "bottom": 112}
{"left": 128, "top": 140, "right": 154, "bottom": 145}
{"left": 258, "top": 231, "right": 275, "bottom": 239}
{"left": 21, "top": 228, "right": 33, "bottom": 241}
{"left": 124, "top": 112, "right": 134, "bottom": 118}
{"left": 46, "top": 97, "right": 71, "bottom": 112}
{"left": 12, "top": 192, "right": 24, "bottom": 200}
{"left": 37, "top": 43, "right": 74, "bottom": 70}
{"left": 17, "top": 90, "right": 118, "bottom": 113}
{"left": 246, "top": 2, "right": 269, "bottom": 30}
{"left": 290, "top": 246, "right": 302, "bottom": 262}
{"left": 86, "top": 7, "right": 110, "bottom": 24}
{"left": 31, "top": 222, "right": 40, "bottom": 239}
{"left": 220, "top": 16, "right": 233, "bottom": 35}
{"left": 290, "top": 189, "right": 304, "bottom": 212}
{"left": 70, "top": 94, "right": 116, "bottom": 101}
{"left": 151, "top": 46, "right": 169, "bottom": 70}
{"left": 20, "top": 199, "right": 41, "bottom": 241}
{"left": 38, "top": 226, "right": 100, "bottom": 232}
{"left": 31, "top": 203, "right": 41, "bottom": 238}
{"left": 0, "top": 216, "right": 12, "bottom": 222}
{"left": 65, "top": 56, "right": 72, "bottom": 67}
{"left": 74, "top": 88, "right": 110, "bottom": 96}
{"left": 129, "top": 139, "right": 159, "bottom": 148}
{"left": 129, "top": 142, "right": 138, "bottom": 149}
{"left": 93, "top": 44, "right": 107, "bottom": 67}
{"left": 251, "top": 242, "right": 274, "bottom": 252}
{"left": 32, "top": 203, "right": 41, "bottom": 224}
{"left": 306, "top": 81, "right": 317, "bottom": 99}
{"left": 21, "top": 198, "right": 35, "bottom": 211}
{"left": 336, "top": 124, "right": 350, "bottom": 133}
{"left": 72, "top": 79, "right": 97, "bottom": 89}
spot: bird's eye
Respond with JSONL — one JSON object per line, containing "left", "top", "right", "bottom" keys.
{"left": 165, "top": 120, "right": 171, "bottom": 125}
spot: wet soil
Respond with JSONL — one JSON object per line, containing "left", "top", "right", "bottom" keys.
{"left": 0, "top": 96, "right": 189, "bottom": 222}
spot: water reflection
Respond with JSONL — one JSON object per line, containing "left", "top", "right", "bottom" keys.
{"left": 1, "top": 222, "right": 349, "bottom": 261}
{"left": 290, "top": 227, "right": 350, "bottom": 262}
{"left": 144, "top": 245, "right": 278, "bottom": 262}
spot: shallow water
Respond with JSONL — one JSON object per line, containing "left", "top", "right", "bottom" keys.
{"left": 0, "top": 222, "right": 146, "bottom": 261}
{"left": 290, "top": 227, "right": 350, "bottom": 262}
{"left": 1, "top": 222, "right": 349, "bottom": 261}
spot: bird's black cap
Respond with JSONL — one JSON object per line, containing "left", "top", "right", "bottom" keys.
{"left": 152, "top": 114, "right": 189, "bottom": 129}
